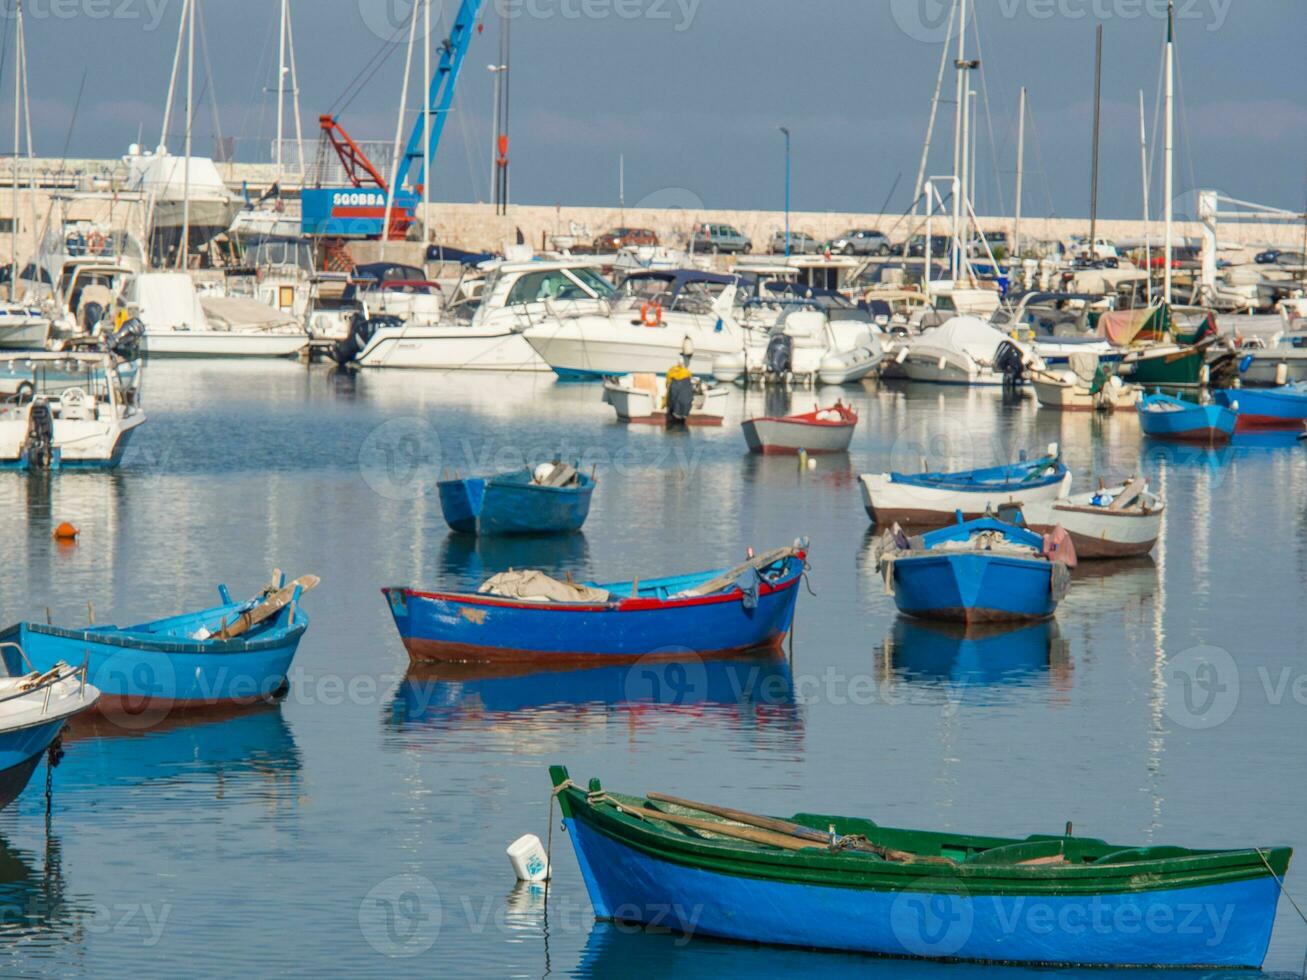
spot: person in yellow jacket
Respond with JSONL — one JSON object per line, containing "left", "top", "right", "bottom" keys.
{"left": 663, "top": 362, "right": 695, "bottom": 422}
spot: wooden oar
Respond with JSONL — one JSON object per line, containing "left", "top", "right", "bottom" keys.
{"left": 646, "top": 792, "right": 955, "bottom": 865}
{"left": 612, "top": 800, "right": 820, "bottom": 852}
{"left": 215, "top": 575, "right": 320, "bottom": 641}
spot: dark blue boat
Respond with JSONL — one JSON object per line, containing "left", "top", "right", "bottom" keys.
{"left": 438, "top": 463, "right": 595, "bottom": 536}
{"left": 384, "top": 545, "right": 807, "bottom": 663}
{"left": 875, "top": 517, "right": 1070, "bottom": 623}
{"left": 0, "top": 574, "right": 315, "bottom": 716}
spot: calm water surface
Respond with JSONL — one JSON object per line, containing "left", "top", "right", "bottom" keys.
{"left": 1, "top": 362, "right": 1304, "bottom": 978}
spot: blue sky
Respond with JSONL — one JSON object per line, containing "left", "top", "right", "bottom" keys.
{"left": 2, "top": 0, "right": 1304, "bottom": 220}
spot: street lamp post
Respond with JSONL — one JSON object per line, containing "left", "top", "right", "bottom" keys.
{"left": 779, "top": 126, "right": 791, "bottom": 257}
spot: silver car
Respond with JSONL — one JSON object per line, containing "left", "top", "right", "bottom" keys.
{"left": 830, "top": 229, "right": 891, "bottom": 256}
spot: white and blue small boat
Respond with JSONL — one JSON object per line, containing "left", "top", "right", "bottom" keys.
{"left": 875, "top": 516, "right": 1072, "bottom": 623}
{"left": 0, "top": 574, "right": 316, "bottom": 714}
{"left": 1137, "top": 393, "right": 1236, "bottom": 444}
{"left": 0, "top": 654, "right": 99, "bottom": 810}
{"left": 860, "top": 447, "right": 1070, "bottom": 528}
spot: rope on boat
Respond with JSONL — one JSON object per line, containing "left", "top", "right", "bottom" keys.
{"left": 1256, "top": 848, "right": 1307, "bottom": 934}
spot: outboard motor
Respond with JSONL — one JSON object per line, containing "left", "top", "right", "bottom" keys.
{"left": 108, "top": 317, "right": 144, "bottom": 363}
{"left": 764, "top": 332, "right": 793, "bottom": 377}
{"left": 665, "top": 375, "right": 695, "bottom": 426}
{"left": 994, "top": 340, "right": 1027, "bottom": 386}
{"left": 331, "top": 313, "right": 399, "bottom": 368}
{"left": 23, "top": 399, "right": 55, "bottom": 470}
{"left": 82, "top": 301, "right": 105, "bottom": 335}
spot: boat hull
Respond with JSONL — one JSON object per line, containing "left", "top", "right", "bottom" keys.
{"left": 383, "top": 568, "right": 802, "bottom": 664}
{"left": 0, "top": 412, "right": 144, "bottom": 470}
{"left": 1022, "top": 503, "right": 1162, "bottom": 559}
{"left": 860, "top": 471, "right": 1072, "bottom": 528}
{"left": 563, "top": 815, "right": 1281, "bottom": 968}
{"left": 742, "top": 418, "right": 856, "bottom": 454}
{"left": 0, "top": 717, "right": 66, "bottom": 810}
{"left": 0, "top": 315, "right": 51, "bottom": 351}
{"left": 1119, "top": 345, "right": 1205, "bottom": 387}
{"left": 525, "top": 324, "right": 738, "bottom": 380}
{"left": 890, "top": 552, "right": 1057, "bottom": 623}
{"left": 438, "top": 475, "right": 594, "bottom": 536}
{"left": 1213, "top": 388, "right": 1307, "bottom": 431}
{"left": 1137, "top": 400, "right": 1236, "bottom": 444}
{"left": 141, "top": 330, "right": 308, "bottom": 358}
{"left": 355, "top": 326, "right": 549, "bottom": 371}
{"left": 0, "top": 622, "right": 303, "bottom": 710}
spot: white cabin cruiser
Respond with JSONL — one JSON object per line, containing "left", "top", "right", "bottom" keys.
{"left": 0, "top": 305, "right": 51, "bottom": 350}
{"left": 0, "top": 350, "right": 144, "bottom": 469}
{"left": 127, "top": 272, "right": 308, "bottom": 358}
{"left": 900, "top": 316, "right": 1041, "bottom": 385}
{"left": 715, "top": 306, "right": 884, "bottom": 386}
{"left": 523, "top": 269, "right": 746, "bottom": 379}
{"left": 341, "top": 261, "right": 615, "bottom": 371}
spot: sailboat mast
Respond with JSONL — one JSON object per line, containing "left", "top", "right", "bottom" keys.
{"left": 11, "top": 1, "right": 22, "bottom": 298}
{"left": 178, "top": 0, "right": 195, "bottom": 271}
{"left": 276, "top": 0, "right": 287, "bottom": 184}
{"left": 1014, "top": 86, "right": 1026, "bottom": 261}
{"left": 951, "top": 0, "right": 968, "bottom": 282}
{"left": 423, "top": 0, "right": 431, "bottom": 245}
{"left": 1089, "top": 24, "right": 1103, "bottom": 251}
{"left": 1140, "top": 90, "right": 1152, "bottom": 304}
{"left": 1163, "top": 0, "right": 1174, "bottom": 304}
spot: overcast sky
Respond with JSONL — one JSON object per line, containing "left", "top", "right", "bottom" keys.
{"left": 2, "top": 0, "right": 1304, "bottom": 223}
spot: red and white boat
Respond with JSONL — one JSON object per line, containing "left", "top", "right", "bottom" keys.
{"left": 741, "top": 402, "right": 858, "bottom": 455}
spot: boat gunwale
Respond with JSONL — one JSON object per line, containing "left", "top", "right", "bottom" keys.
{"left": 3, "top": 616, "right": 308, "bottom": 656}
{"left": 554, "top": 779, "right": 1292, "bottom": 896}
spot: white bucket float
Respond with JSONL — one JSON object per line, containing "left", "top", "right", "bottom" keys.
{"left": 507, "top": 834, "right": 551, "bottom": 882}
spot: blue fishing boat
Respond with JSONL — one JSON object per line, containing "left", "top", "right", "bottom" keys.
{"left": 551, "top": 767, "right": 1292, "bottom": 969}
{"left": 438, "top": 462, "right": 595, "bottom": 536}
{"left": 0, "top": 658, "right": 99, "bottom": 810}
{"left": 875, "top": 517, "right": 1071, "bottom": 623}
{"left": 383, "top": 544, "right": 807, "bottom": 663}
{"left": 859, "top": 448, "right": 1071, "bottom": 527}
{"left": 0, "top": 574, "right": 316, "bottom": 714}
{"left": 1212, "top": 384, "right": 1307, "bottom": 431}
{"left": 1137, "top": 393, "right": 1236, "bottom": 443}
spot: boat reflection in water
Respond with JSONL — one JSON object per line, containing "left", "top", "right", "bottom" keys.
{"left": 0, "top": 832, "right": 77, "bottom": 946}
{"left": 53, "top": 704, "right": 301, "bottom": 804}
{"left": 575, "top": 921, "right": 1224, "bottom": 980}
{"left": 876, "top": 618, "right": 1071, "bottom": 693}
{"left": 389, "top": 653, "right": 801, "bottom": 739}
{"left": 435, "top": 532, "right": 592, "bottom": 592}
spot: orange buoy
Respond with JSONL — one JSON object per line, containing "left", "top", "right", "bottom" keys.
{"left": 53, "top": 522, "right": 79, "bottom": 542}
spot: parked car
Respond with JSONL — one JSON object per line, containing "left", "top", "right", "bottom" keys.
{"left": 903, "top": 235, "right": 952, "bottom": 258}
{"left": 1148, "top": 245, "right": 1201, "bottom": 270}
{"left": 592, "top": 227, "right": 658, "bottom": 253}
{"left": 968, "top": 231, "right": 1010, "bottom": 256}
{"left": 767, "top": 231, "right": 820, "bottom": 255}
{"left": 1256, "top": 249, "right": 1306, "bottom": 266}
{"left": 830, "top": 229, "right": 891, "bottom": 256}
{"left": 691, "top": 224, "right": 752, "bottom": 255}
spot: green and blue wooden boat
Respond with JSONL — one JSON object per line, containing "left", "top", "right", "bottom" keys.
{"left": 550, "top": 767, "right": 1291, "bottom": 968}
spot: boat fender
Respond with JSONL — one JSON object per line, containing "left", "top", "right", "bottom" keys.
{"left": 1050, "top": 561, "right": 1073, "bottom": 602}
{"left": 1238, "top": 354, "right": 1255, "bottom": 374}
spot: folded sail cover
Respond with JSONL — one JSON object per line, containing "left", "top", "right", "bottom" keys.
{"left": 1097, "top": 306, "right": 1163, "bottom": 346}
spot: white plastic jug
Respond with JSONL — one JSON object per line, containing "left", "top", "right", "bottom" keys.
{"left": 507, "top": 834, "right": 550, "bottom": 883}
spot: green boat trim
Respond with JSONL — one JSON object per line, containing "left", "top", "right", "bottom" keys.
{"left": 551, "top": 767, "right": 1292, "bottom": 898}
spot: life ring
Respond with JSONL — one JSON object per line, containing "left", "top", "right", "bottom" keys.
{"left": 88, "top": 231, "right": 106, "bottom": 255}
{"left": 640, "top": 301, "right": 663, "bottom": 328}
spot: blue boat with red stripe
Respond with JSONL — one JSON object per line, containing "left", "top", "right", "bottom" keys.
{"left": 1212, "top": 384, "right": 1307, "bottom": 431}
{"left": 383, "top": 543, "right": 808, "bottom": 663}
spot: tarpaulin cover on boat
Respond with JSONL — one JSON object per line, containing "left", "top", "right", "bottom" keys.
{"left": 478, "top": 570, "right": 610, "bottom": 604}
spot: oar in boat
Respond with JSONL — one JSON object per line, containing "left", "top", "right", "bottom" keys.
{"left": 609, "top": 800, "right": 821, "bottom": 852}
{"left": 215, "top": 575, "right": 320, "bottom": 641}
{"left": 684, "top": 545, "right": 803, "bottom": 598}
{"left": 646, "top": 791, "right": 955, "bottom": 865}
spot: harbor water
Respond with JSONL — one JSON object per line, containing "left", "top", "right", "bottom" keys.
{"left": 1, "top": 361, "right": 1305, "bottom": 977}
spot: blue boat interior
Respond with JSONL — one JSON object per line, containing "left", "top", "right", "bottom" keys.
{"left": 919, "top": 516, "right": 1045, "bottom": 552}
{"left": 592, "top": 556, "right": 799, "bottom": 602}
{"left": 889, "top": 456, "right": 1065, "bottom": 491}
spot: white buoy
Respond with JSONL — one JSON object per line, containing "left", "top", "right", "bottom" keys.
{"left": 507, "top": 834, "right": 551, "bottom": 883}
